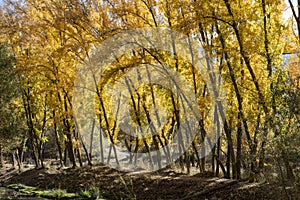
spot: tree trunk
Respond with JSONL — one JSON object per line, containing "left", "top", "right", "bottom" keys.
{"left": 20, "top": 137, "right": 27, "bottom": 165}
{"left": 0, "top": 145, "right": 4, "bottom": 168}
{"left": 80, "top": 135, "right": 93, "bottom": 166}
{"left": 200, "top": 145, "right": 206, "bottom": 172}
{"left": 63, "top": 146, "right": 68, "bottom": 166}
{"left": 211, "top": 146, "right": 215, "bottom": 174}
{"left": 226, "top": 142, "right": 231, "bottom": 179}
{"left": 38, "top": 142, "right": 44, "bottom": 169}
{"left": 76, "top": 145, "right": 83, "bottom": 167}
{"left": 216, "top": 138, "right": 221, "bottom": 176}
{"left": 66, "top": 133, "right": 76, "bottom": 168}
{"left": 192, "top": 141, "right": 201, "bottom": 171}
{"left": 53, "top": 118, "right": 64, "bottom": 167}
{"left": 285, "top": 158, "right": 295, "bottom": 181}
{"left": 89, "top": 119, "right": 95, "bottom": 161}
{"left": 236, "top": 122, "right": 242, "bottom": 179}
{"left": 31, "top": 140, "right": 41, "bottom": 168}
{"left": 12, "top": 150, "right": 17, "bottom": 169}
{"left": 282, "top": 149, "right": 295, "bottom": 181}
{"left": 15, "top": 148, "right": 22, "bottom": 172}
{"left": 99, "top": 126, "right": 104, "bottom": 163}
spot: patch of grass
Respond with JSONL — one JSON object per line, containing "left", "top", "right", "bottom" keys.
{"left": 39, "top": 189, "right": 77, "bottom": 199}
{"left": 5, "top": 184, "right": 78, "bottom": 199}
{"left": 79, "top": 186, "right": 102, "bottom": 199}
{"left": 79, "top": 190, "right": 91, "bottom": 198}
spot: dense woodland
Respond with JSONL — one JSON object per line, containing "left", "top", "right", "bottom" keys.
{"left": 0, "top": 0, "right": 299, "bottom": 187}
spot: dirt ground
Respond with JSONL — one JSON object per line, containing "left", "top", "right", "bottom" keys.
{"left": 0, "top": 164, "right": 299, "bottom": 199}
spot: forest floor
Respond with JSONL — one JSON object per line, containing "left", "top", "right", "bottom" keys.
{"left": 0, "top": 164, "right": 299, "bottom": 199}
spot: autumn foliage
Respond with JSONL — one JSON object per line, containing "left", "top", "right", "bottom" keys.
{"left": 0, "top": 0, "right": 299, "bottom": 185}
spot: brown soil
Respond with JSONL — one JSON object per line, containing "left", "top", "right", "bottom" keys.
{"left": 0, "top": 165, "right": 299, "bottom": 199}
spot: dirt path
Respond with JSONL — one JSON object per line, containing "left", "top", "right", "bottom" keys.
{"left": 0, "top": 165, "right": 298, "bottom": 199}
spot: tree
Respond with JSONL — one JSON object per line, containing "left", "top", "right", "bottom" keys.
{"left": 0, "top": 42, "right": 26, "bottom": 169}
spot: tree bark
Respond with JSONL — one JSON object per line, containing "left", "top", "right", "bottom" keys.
{"left": 89, "top": 119, "right": 95, "bottom": 161}
{"left": 53, "top": 114, "right": 64, "bottom": 167}
{"left": 236, "top": 122, "right": 242, "bottom": 179}
{"left": 0, "top": 145, "right": 4, "bottom": 168}
{"left": 80, "top": 134, "right": 93, "bottom": 166}
{"left": 66, "top": 133, "right": 76, "bottom": 168}
{"left": 12, "top": 150, "right": 17, "bottom": 169}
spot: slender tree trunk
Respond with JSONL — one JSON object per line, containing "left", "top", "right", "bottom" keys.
{"left": 15, "top": 138, "right": 27, "bottom": 170}
{"left": 95, "top": 76, "right": 119, "bottom": 167}
{"left": 236, "top": 122, "right": 242, "bottom": 179}
{"left": 80, "top": 134, "right": 93, "bottom": 166}
{"left": 282, "top": 149, "right": 295, "bottom": 181}
{"left": 215, "top": 152, "right": 227, "bottom": 177}
{"left": 63, "top": 146, "right": 68, "bottom": 166}
{"left": 66, "top": 133, "right": 76, "bottom": 168}
{"left": 224, "top": 122, "right": 236, "bottom": 179}
{"left": 53, "top": 118, "right": 64, "bottom": 167}
{"left": 38, "top": 141, "right": 44, "bottom": 169}
{"left": 38, "top": 100, "right": 48, "bottom": 169}
{"left": 211, "top": 146, "right": 215, "bottom": 173}
{"left": 15, "top": 148, "right": 22, "bottom": 171}
{"left": 62, "top": 93, "right": 76, "bottom": 168}
{"left": 0, "top": 145, "right": 4, "bottom": 168}
{"left": 31, "top": 139, "right": 40, "bottom": 168}
{"left": 284, "top": 158, "right": 295, "bottom": 181}
{"left": 215, "top": 138, "right": 221, "bottom": 176}
{"left": 99, "top": 120, "right": 104, "bottom": 163}
{"left": 200, "top": 145, "right": 206, "bottom": 172}
{"left": 192, "top": 141, "right": 201, "bottom": 171}
{"left": 258, "top": 141, "right": 266, "bottom": 170}
{"left": 76, "top": 146, "right": 83, "bottom": 167}
{"left": 90, "top": 119, "right": 95, "bottom": 161}
{"left": 12, "top": 150, "right": 17, "bottom": 169}
{"left": 226, "top": 141, "right": 231, "bottom": 179}
{"left": 20, "top": 137, "right": 27, "bottom": 165}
